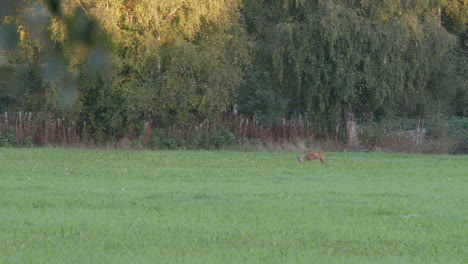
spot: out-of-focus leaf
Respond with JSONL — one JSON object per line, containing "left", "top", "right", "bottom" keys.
{"left": 67, "top": 8, "right": 97, "bottom": 46}
{"left": 87, "top": 48, "right": 109, "bottom": 72}
{"left": 0, "top": 23, "right": 19, "bottom": 51}
{"left": 45, "top": 0, "right": 61, "bottom": 17}
{"left": 0, "top": 65, "right": 18, "bottom": 97}
{"left": 60, "top": 73, "right": 78, "bottom": 107}
{"left": 24, "top": 3, "right": 49, "bottom": 30}
{"left": 0, "top": 0, "right": 21, "bottom": 19}
{"left": 43, "top": 55, "right": 65, "bottom": 80}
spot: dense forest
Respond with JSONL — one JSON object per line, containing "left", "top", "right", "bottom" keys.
{"left": 0, "top": 0, "right": 467, "bottom": 152}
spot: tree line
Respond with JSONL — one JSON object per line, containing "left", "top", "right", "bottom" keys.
{"left": 0, "top": 0, "right": 466, "bottom": 148}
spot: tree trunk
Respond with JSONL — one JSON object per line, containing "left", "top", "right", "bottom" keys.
{"left": 344, "top": 109, "right": 358, "bottom": 148}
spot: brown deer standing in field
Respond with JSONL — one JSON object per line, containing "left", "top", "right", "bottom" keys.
{"left": 297, "top": 150, "right": 326, "bottom": 163}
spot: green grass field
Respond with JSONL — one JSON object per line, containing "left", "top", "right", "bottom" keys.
{"left": 0, "top": 148, "right": 467, "bottom": 263}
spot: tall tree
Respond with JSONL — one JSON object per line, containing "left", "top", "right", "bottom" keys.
{"left": 114, "top": 0, "right": 252, "bottom": 126}
{"left": 2, "top": 0, "right": 252, "bottom": 139}
{"left": 242, "top": 0, "right": 460, "bottom": 147}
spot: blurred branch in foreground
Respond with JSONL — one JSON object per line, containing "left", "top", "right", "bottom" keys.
{"left": 0, "top": 0, "right": 111, "bottom": 107}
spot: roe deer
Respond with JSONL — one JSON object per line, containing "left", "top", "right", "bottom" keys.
{"left": 297, "top": 150, "right": 326, "bottom": 163}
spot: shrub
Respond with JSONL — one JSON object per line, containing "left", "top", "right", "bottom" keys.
{"left": 0, "top": 128, "right": 17, "bottom": 147}
{"left": 209, "top": 125, "right": 236, "bottom": 149}
{"left": 149, "top": 136, "right": 161, "bottom": 150}
{"left": 447, "top": 117, "right": 468, "bottom": 154}
{"left": 24, "top": 136, "right": 34, "bottom": 147}
{"left": 423, "top": 115, "right": 467, "bottom": 153}
{"left": 161, "top": 137, "right": 177, "bottom": 150}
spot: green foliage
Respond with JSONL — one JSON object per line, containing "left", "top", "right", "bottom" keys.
{"left": 446, "top": 117, "right": 467, "bottom": 154}
{"left": 207, "top": 124, "right": 236, "bottom": 149}
{"left": 0, "top": 0, "right": 465, "bottom": 148}
{"left": 237, "top": 70, "right": 287, "bottom": 126}
{"left": 0, "top": 128, "right": 17, "bottom": 147}
{"left": 242, "top": 0, "right": 464, "bottom": 144}
{"left": 160, "top": 137, "right": 177, "bottom": 150}
{"left": 451, "top": 83, "right": 468, "bottom": 117}
{"left": 148, "top": 129, "right": 184, "bottom": 150}
{"left": 446, "top": 117, "right": 468, "bottom": 140}
{"left": 23, "top": 136, "right": 34, "bottom": 147}
{"left": 149, "top": 124, "right": 236, "bottom": 150}
{"left": 78, "top": 69, "right": 128, "bottom": 143}
{"left": 425, "top": 116, "right": 468, "bottom": 153}
{"left": 0, "top": 64, "right": 18, "bottom": 107}
{"left": 441, "top": 0, "right": 468, "bottom": 35}
{"left": 119, "top": 0, "right": 252, "bottom": 126}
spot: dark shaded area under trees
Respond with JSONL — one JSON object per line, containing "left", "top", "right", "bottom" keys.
{"left": 0, "top": 0, "right": 467, "bottom": 153}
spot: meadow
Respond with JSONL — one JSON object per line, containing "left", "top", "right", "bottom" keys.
{"left": 0, "top": 148, "right": 467, "bottom": 263}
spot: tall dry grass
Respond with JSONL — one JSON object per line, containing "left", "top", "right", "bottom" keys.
{"left": 1, "top": 112, "right": 463, "bottom": 153}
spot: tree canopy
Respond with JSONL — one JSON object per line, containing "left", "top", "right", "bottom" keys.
{"left": 0, "top": 0, "right": 466, "bottom": 145}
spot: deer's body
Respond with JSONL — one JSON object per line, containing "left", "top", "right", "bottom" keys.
{"left": 297, "top": 150, "right": 326, "bottom": 163}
